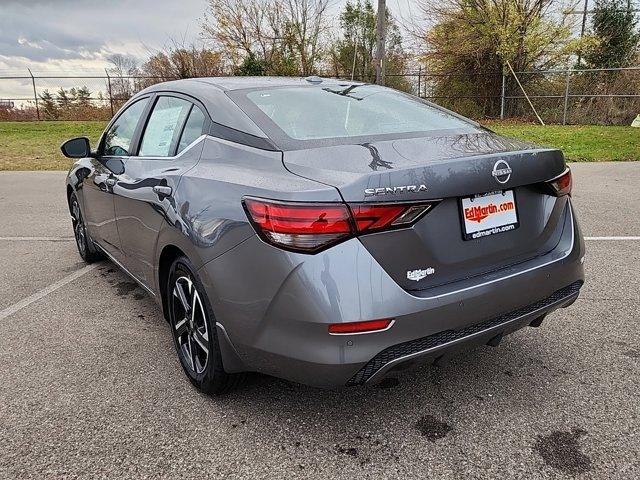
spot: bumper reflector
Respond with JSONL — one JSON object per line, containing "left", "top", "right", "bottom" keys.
{"left": 328, "top": 319, "right": 393, "bottom": 334}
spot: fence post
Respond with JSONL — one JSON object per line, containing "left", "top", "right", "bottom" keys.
{"left": 105, "top": 68, "right": 114, "bottom": 117}
{"left": 417, "top": 66, "right": 422, "bottom": 97}
{"left": 28, "top": 68, "right": 40, "bottom": 121}
{"left": 562, "top": 68, "right": 571, "bottom": 125}
{"left": 424, "top": 69, "right": 427, "bottom": 98}
{"left": 500, "top": 74, "right": 506, "bottom": 120}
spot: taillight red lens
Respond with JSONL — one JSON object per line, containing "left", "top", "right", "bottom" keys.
{"left": 244, "top": 197, "right": 437, "bottom": 253}
{"left": 350, "top": 203, "right": 433, "bottom": 233}
{"left": 547, "top": 169, "right": 572, "bottom": 196}
{"left": 244, "top": 199, "right": 352, "bottom": 234}
{"left": 328, "top": 319, "right": 393, "bottom": 334}
{"left": 244, "top": 198, "right": 352, "bottom": 252}
{"left": 350, "top": 204, "right": 406, "bottom": 232}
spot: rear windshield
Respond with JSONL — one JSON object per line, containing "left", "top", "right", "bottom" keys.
{"left": 241, "top": 85, "right": 474, "bottom": 145}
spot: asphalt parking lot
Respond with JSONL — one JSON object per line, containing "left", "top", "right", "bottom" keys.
{"left": 1, "top": 163, "right": 639, "bottom": 479}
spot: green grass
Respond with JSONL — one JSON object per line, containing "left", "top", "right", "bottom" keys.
{"left": 487, "top": 122, "right": 640, "bottom": 162}
{"left": 0, "top": 121, "right": 106, "bottom": 171}
{"left": 0, "top": 121, "right": 638, "bottom": 170}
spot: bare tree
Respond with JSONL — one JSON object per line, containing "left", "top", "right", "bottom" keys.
{"left": 106, "top": 54, "right": 141, "bottom": 102}
{"left": 141, "top": 41, "right": 226, "bottom": 81}
{"left": 202, "top": 0, "right": 330, "bottom": 75}
{"left": 282, "top": 0, "right": 331, "bottom": 75}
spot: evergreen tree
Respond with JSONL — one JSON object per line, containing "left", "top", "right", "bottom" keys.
{"left": 330, "top": 0, "right": 410, "bottom": 91}
{"left": 585, "top": 0, "right": 639, "bottom": 68}
{"left": 74, "top": 86, "right": 92, "bottom": 107}
{"left": 56, "top": 88, "right": 72, "bottom": 109}
{"left": 39, "top": 90, "right": 59, "bottom": 120}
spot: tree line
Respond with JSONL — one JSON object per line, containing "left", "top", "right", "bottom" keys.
{"left": 23, "top": 0, "right": 640, "bottom": 123}
{"left": 104, "top": 0, "right": 412, "bottom": 97}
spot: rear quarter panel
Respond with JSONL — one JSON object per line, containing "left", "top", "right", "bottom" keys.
{"left": 153, "top": 136, "right": 342, "bottom": 293}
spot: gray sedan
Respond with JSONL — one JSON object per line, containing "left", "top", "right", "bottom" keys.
{"left": 62, "top": 76, "right": 585, "bottom": 394}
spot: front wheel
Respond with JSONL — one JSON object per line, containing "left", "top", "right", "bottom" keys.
{"left": 167, "top": 256, "right": 242, "bottom": 394}
{"left": 70, "top": 193, "right": 103, "bottom": 263}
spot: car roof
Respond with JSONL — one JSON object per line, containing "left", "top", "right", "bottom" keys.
{"left": 143, "top": 76, "right": 363, "bottom": 92}
{"left": 196, "top": 76, "right": 363, "bottom": 91}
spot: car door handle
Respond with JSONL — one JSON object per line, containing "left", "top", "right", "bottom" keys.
{"left": 153, "top": 185, "right": 173, "bottom": 197}
{"left": 106, "top": 177, "right": 116, "bottom": 187}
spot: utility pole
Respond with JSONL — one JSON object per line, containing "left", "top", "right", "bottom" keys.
{"left": 577, "top": 0, "right": 589, "bottom": 66}
{"left": 374, "top": 0, "right": 386, "bottom": 85}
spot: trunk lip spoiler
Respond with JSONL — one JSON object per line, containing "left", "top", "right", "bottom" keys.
{"left": 546, "top": 166, "right": 571, "bottom": 183}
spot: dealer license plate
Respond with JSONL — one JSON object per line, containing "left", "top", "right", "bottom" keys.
{"left": 460, "top": 190, "right": 519, "bottom": 240}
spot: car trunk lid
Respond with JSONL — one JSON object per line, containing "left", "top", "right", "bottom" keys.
{"left": 283, "top": 131, "right": 569, "bottom": 291}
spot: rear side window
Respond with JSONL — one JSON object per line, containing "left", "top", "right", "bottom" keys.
{"left": 177, "top": 105, "right": 206, "bottom": 154}
{"left": 139, "top": 97, "right": 192, "bottom": 157}
{"left": 103, "top": 98, "right": 148, "bottom": 156}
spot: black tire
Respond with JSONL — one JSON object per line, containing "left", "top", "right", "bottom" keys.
{"left": 167, "top": 256, "right": 243, "bottom": 394}
{"left": 69, "top": 192, "right": 103, "bottom": 263}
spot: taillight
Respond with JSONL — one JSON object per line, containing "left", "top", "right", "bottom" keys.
{"left": 243, "top": 197, "right": 436, "bottom": 253}
{"left": 328, "top": 318, "right": 394, "bottom": 334}
{"left": 547, "top": 168, "right": 572, "bottom": 196}
{"left": 243, "top": 198, "right": 352, "bottom": 252}
{"left": 349, "top": 203, "right": 434, "bottom": 233}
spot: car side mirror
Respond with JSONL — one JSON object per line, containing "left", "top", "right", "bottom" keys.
{"left": 61, "top": 137, "right": 92, "bottom": 158}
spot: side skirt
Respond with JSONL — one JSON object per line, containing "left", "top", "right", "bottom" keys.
{"left": 95, "top": 244, "right": 157, "bottom": 298}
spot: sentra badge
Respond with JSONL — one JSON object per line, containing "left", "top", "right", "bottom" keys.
{"left": 364, "top": 184, "right": 428, "bottom": 197}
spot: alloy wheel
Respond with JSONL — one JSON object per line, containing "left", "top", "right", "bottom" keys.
{"left": 171, "top": 276, "right": 210, "bottom": 374}
{"left": 71, "top": 198, "right": 87, "bottom": 257}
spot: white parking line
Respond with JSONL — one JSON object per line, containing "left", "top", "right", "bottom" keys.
{"left": 0, "top": 264, "right": 98, "bottom": 321}
{"left": 585, "top": 236, "right": 640, "bottom": 241}
{"left": 0, "top": 236, "right": 73, "bottom": 241}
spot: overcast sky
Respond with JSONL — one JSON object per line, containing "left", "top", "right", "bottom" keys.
{"left": 0, "top": 0, "right": 211, "bottom": 75}
{"left": 0, "top": 0, "right": 416, "bottom": 99}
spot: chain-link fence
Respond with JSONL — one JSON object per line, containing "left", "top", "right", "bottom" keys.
{"left": 0, "top": 72, "right": 170, "bottom": 121}
{"left": 1, "top": 67, "right": 639, "bottom": 125}
{"left": 403, "top": 66, "right": 640, "bottom": 125}
{"left": 499, "top": 67, "right": 640, "bottom": 125}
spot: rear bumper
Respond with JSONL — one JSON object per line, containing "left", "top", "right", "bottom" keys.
{"left": 348, "top": 280, "right": 582, "bottom": 385}
{"left": 199, "top": 200, "right": 585, "bottom": 388}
